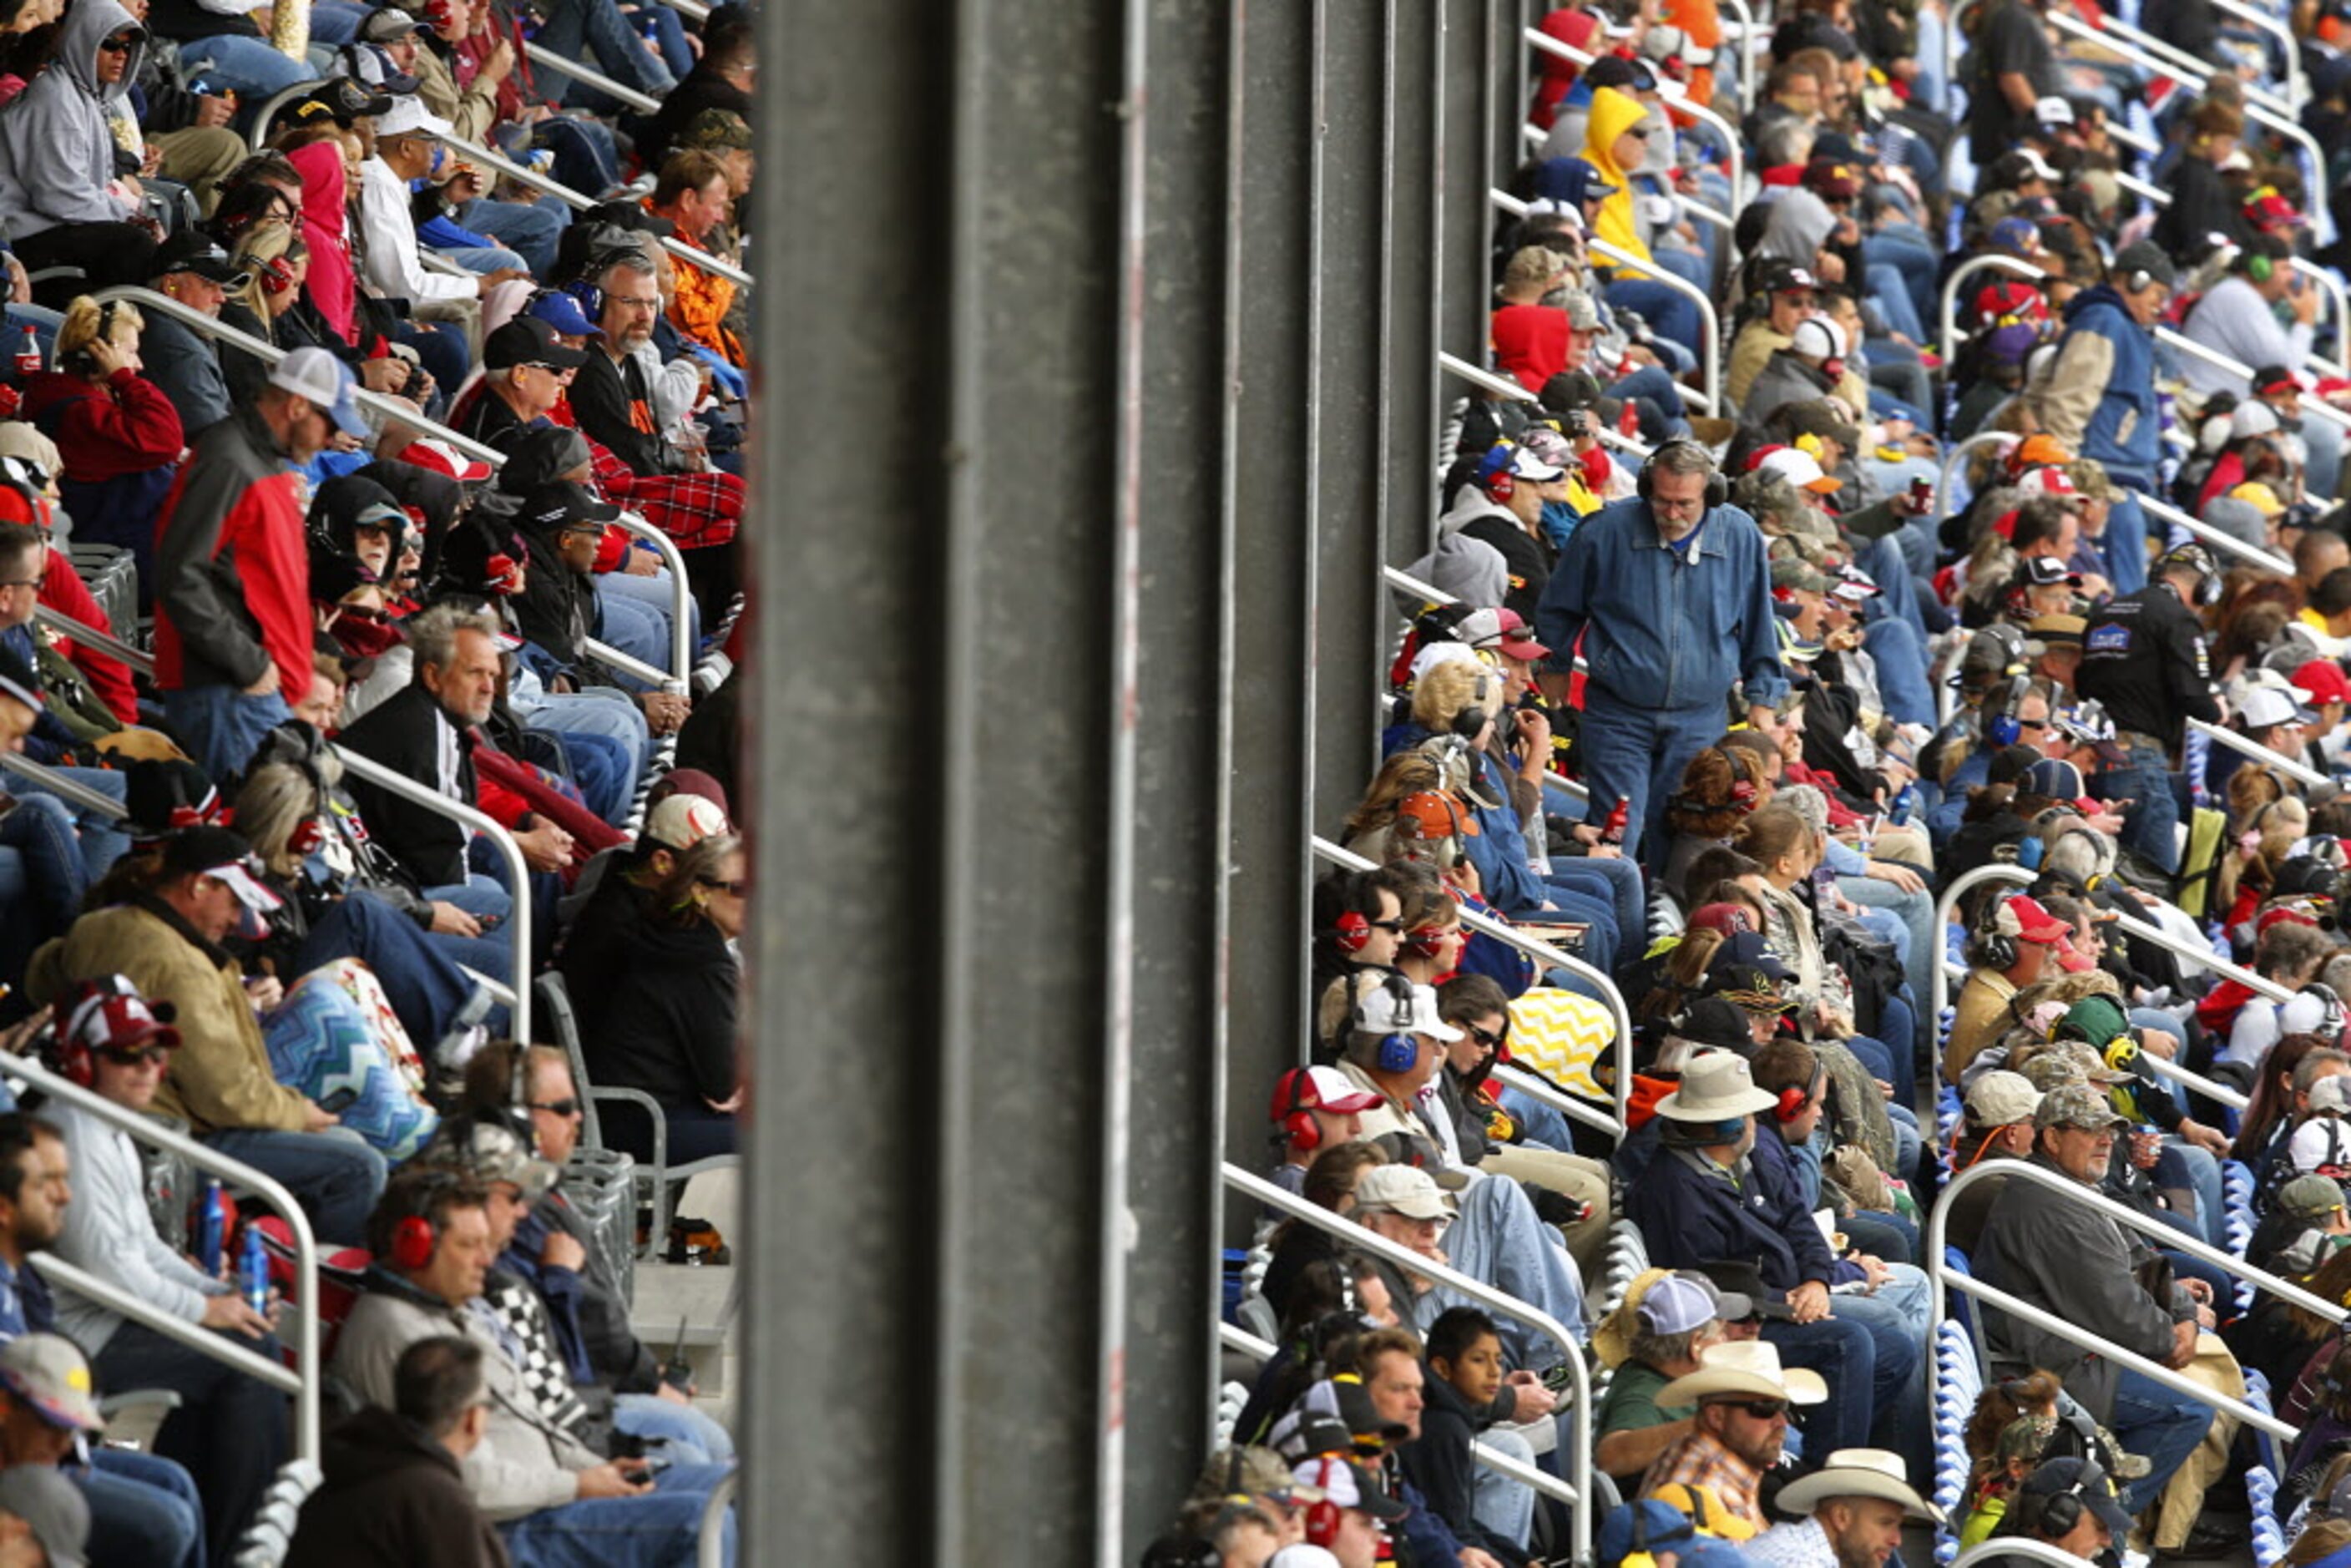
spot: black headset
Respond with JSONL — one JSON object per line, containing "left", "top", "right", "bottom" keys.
{"left": 61, "top": 300, "right": 119, "bottom": 376}
{"left": 2034, "top": 1458, "right": 2110, "bottom": 1540}
{"left": 1636, "top": 438, "right": 1729, "bottom": 509}
{"left": 1450, "top": 671, "right": 1495, "bottom": 741}
{"left": 1354, "top": 970, "right": 1423, "bottom": 1075}
{"left": 1974, "top": 899, "right": 2019, "bottom": 972}
{"left": 2309, "top": 981, "right": 2348, "bottom": 1042}
{"left": 2156, "top": 543, "right": 2222, "bottom": 607}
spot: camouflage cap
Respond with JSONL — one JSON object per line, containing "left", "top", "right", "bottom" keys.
{"left": 1996, "top": 1414, "right": 2058, "bottom": 1464}
{"left": 676, "top": 108, "right": 753, "bottom": 151}
{"left": 2053, "top": 1038, "right": 2132, "bottom": 1084}
{"left": 2033, "top": 1081, "right": 2126, "bottom": 1130}
{"left": 2016, "top": 1049, "right": 2084, "bottom": 1094}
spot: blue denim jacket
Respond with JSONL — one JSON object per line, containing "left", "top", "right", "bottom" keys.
{"left": 1533, "top": 496, "right": 1787, "bottom": 712}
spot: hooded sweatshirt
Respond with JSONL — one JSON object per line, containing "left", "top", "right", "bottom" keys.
{"left": 1579, "top": 88, "right": 1653, "bottom": 266}
{"left": 0, "top": 0, "right": 144, "bottom": 237}
{"left": 289, "top": 140, "right": 357, "bottom": 344}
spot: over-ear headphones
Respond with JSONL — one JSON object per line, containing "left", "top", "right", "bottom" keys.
{"left": 1981, "top": 674, "right": 2032, "bottom": 748}
{"left": 255, "top": 255, "right": 296, "bottom": 297}
{"left": 2037, "top": 1459, "right": 2109, "bottom": 1540}
{"left": 387, "top": 1171, "right": 464, "bottom": 1272}
{"left": 1357, "top": 970, "right": 1423, "bottom": 1075}
{"left": 1773, "top": 1085, "right": 1810, "bottom": 1123}
{"left": 1636, "top": 439, "right": 1730, "bottom": 508}
{"left": 1331, "top": 910, "right": 1372, "bottom": 954}
{"left": 2157, "top": 544, "right": 2222, "bottom": 607}
{"left": 1450, "top": 672, "right": 1494, "bottom": 741}
{"left": 1304, "top": 1457, "right": 1342, "bottom": 1548}
{"left": 1275, "top": 1068, "right": 1325, "bottom": 1154}
{"left": 563, "top": 278, "right": 606, "bottom": 322}
{"left": 62, "top": 301, "right": 119, "bottom": 375}
{"left": 1476, "top": 443, "right": 1517, "bottom": 502}
{"left": 1975, "top": 903, "right": 2019, "bottom": 972}
{"left": 1403, "top": 919, "right": 1456, "bottom": 959}
{"left": 2249, "top": 250, "right": 2274, "bottom": 282}
{"left": 2312, "top": 982, "right": 2348, "bottom": 1043}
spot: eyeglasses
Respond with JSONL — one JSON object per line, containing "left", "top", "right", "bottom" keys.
{"left": 2018, "top": 718, "right": 2050, "bottom": 732}
{"left": 1714, "top": 1398, "right": 1788, "bottom": 1419}
{"left": 98, "top": 1045, "right": 169, "bottom": 1067}
{"left": 97, "top": 35, "right": 135, "bottom": 53}
{"left": 528, "top": 1098, "right": 582, "bottom": 1118}
{"left": 1468, "top": 1023, "right": 1507, "bottom": 1050}
{"left": 699, "top": 878, "right": 748, "bottom": 895}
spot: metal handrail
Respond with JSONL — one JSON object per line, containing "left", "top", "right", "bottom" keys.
{"left": 1954, "top": 1539, "right": 2143, "bottom": 1568}
{"left": 2288, "top": 260, "right": 2351, "bottom": 380}
{"left": 1716, "top": 0, "right": 1759, "bottom": 114}
{"left": 33, "top": 604, "right": 153, "bottom": 675}
{"left": 602, "top": 513, "right": 694, "bottom": 687}
{"left": 87, "top": 287, "right": 510, "bottom": 467}
{"left": 1585, "top": 238, "right": 1719, "bottom": 414}
{"left": 659, "top": 0, "right": 710, "bottom": 16}
{"left": 1937, "top": 253, "right": 2042, "bottom": 367}
{"left": 1223, "top": 1163, "right": 1595, "bottom": 1561}
{"left": 436, "top": 131, "right": 756, "bottom": 290}
{"left": 2209, "top": 0, "right": 2308, "bottom": 109}
{"left": 2156, "top": 326, "right": 2351, "bottom": 433}
{"left": 1932, "top": 430, "right": 2019, "bottom": 531}
{"left": 2138, "top": 1048, "right": 2251, "bottom": 1112}
{"left": 1217, "top": 1322, "right": 1580, "bottom": 1507}
{"left": 0, "top": 753, "right": 129, "bottom": 820}
{"left": 329, "top": 744, "right": 533, "bottom": 1044}
{"left": 0, "top": 1050, "right": 321, "bottom": 1460}
{"left": 2136, "top": 492, "right": 2295, "bottom": 579}
{"left": 520, "top": 41, "right": 664, "bottom": 113}
{"left": 1927, "top": 1158, "right": 2329, "bottom": 1441}
{"left": 2105, "top": 121, "right": 2161, "bottom": 158}
{"left": 2188, "top": 716, "right": 2328, "bottom": 788}
{"left": 581, "top": 636, "right": 673, "bottom": 690}
{"left": 2079, "top": 10, "right": 2293, "bottom": 117}
{"left": 1383, "top": 564, "right": 1458, "bottom": 607}
{"left": 1440, "top": 351, "right": 1536, "bottom": 403}
{"left": 1311, "top": 836, "right": 1630, "bottom": 1141}
{"left": 2109, "top": 906, "right": 2293, "bottom": 1004}
{"left": 696, "top": 1468, "right": 736, "bottom": 1568}
{"left": 1929, "top": 863, "right": 2034, "bottom": 1039}
{"left": 247, "top": 78, "right": 326, "bottom": 150}
{"left": 1595, "top": 425, "right": 1656, "bottom": 462}
{"left": 1519, "top": 28, "right": 1745, "bottom": 205}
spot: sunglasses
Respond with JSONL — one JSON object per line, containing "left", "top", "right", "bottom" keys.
{"left": 1368, "top": 918, "right": 1408, "bottom": 934}
{"left": 98, "top": 1044, "right": 169, "bottom": 1067}
{"left": 1715, "top": 1398, "right": 1788, "bottom": 1419}
{"left": 1468, "top": 1023, "right": 1507, "bottom": 1050}
{"left": 529, "top": 1098, "right": 582, "bottom": 1118}
{"left": 698, "top": 878, "right": 748, "bottom": 895}
{"left": 98, "top": 34, "right": 136, "bottom": 53}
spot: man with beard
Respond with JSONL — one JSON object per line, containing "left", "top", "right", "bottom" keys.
{"left": 1744, "top": 1449, "right": 1943, "bottom": 1566}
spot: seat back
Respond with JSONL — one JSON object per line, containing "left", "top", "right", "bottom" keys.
{"left": 534, "top": 971, "right": 606, "bottom": 1151}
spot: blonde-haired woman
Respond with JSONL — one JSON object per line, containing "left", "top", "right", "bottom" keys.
{"left": 20, "top": 293, "right": 180, "bottom": 595}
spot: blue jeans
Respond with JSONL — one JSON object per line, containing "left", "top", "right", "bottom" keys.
{"left": 597, "top": 564, "right": 700, "bottom": 663}
{"left": 0, "top": 791, "right": 88, "bottom": 940}
{"left": 176, "top": 34, "right": 313, "bottom": 94}
{"left": 589, "top": 590, "right": 671, "bottom": 691}
{"left": 613, "top": 1393, "right": 736, "bottom": 1468}
{"left": 82, "top": 1448, "right": 204, "bottom": 1568}
{"left": 454, "top": 197, "right": 569, "bottom": 277}
{"left": 2109, "top": 1364, "right": 2216, "bottom": 1511}
{"left": 2158, "top": 1141, "right": 2227, "bottom": 1248}
{"left": 1605, "top": 363, "right": 1691, "bottom": 440}
{"left": 1577, "top": 690, "right": 1721, "bottom": 870}
{"left": 8, "top": 764, "right": 129, "bottom": 878}
{"left": 94, "top": 1318, "right": 286, "bottom": 1565}
{"left": 1765, "top": 1313, "right": 1880, "bottom": 1454}
{"left": 1472, "top": 1424, "right": 1538, "bottom": 1549}
{"left": 2102, "top": 489, "right": 2151, "bottom": 595}
{"left": 199, "top": 1126, "right": 386, "bottom": 1247}
{"left": 2100, "top": 736, "right": 2182, "bottom": 876}
{"left": 1550, "top": 852, "right": 1644, "bottom": 952}
{"left": 294, "top": 888, "right": 506, "bottom": 1049}
{"left": 1602, "top": 276, "right": 1702, "bottom": 366}
{"left": 1863, "top": 615, "right": 1937, "bottom": 727}
{"left": 306, "top": 0, "right": 367, "bottom": 40}
{"left": 2303, "top": 412, "right": 2345, "bottom": 501}
{"left": 531, "top": 0, "right": 677, "bottom": 106}
{"left": 434, "top": 243, "right": 529, "bottom": 276}
{"left": 426, "top": 874, "right": 513, "bottom": 924}
{"left": 1536, "top": 873, "right": 1621, "bottom": 977}
{"left": 1829, "top": 1262, "right": 1931, "bottom": 1477}
{"left": 1499, "top": 1087, "right": 1578, "bottom": 1152}
{"left": 533, "top": 116, "right": 624, "bottom": 197}
{"left": 159, "top": 685, "right": 291, "bottom": 786}
{"left": 496, "top": 1459, "right": 733, "bottom": 1568}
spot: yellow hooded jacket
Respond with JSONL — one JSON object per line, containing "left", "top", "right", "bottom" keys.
{"left": 1579, "top": 86, "right": 1652, "bottom": 270}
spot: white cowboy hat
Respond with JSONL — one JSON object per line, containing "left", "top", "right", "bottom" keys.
{"left": 1653, "top": 1051, "right": 1779, "bottom": 1122}
{"left": 1653, "top": 1338, "right": 1828, "bottom": 1407}
{"left": 1775, "top": 1448, "right": 1945, "bottom": 1524}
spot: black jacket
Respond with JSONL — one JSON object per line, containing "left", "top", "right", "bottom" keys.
{"left": 641, "top": 68, "right": 751, "bottom": 169}
{"left": 580, "top": 906, "right": 738, "bottom": 1107}
{"left": 336, "top": 683, "right": 478, "bottom": 891}
{"left": 1457, "top": 515, "right": 1552, "bottom": 623}
{"left": 1398, "top": 1368, "right": 1532, "bottom": 1566}
{"left": 284, "top": 1407, "right": 509, "bottom": 1568}
{"left": 2075, "top": 579, "right": 2222, "bottom": 751}
{"left": 569, "top": 348, "right": 677, "bottom": 478}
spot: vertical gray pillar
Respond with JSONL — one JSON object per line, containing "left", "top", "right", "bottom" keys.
{"left": 1384, "top": 0, "right": 1442, "bottom": 571}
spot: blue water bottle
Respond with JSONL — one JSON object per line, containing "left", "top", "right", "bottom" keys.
{"left": 1888, "top": 781, "right": 1916, "bottom": 828}
{"left": 239, "top": 1227, "right": 270, "bottom": 1314}
{"left": 196, "top": 1178, "right": 224, "bottom": 1277}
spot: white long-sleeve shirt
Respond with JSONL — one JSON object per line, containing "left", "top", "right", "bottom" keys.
{"left": 357, "top": 157, "right": 478, "bottom": 307}
{"left": 48, "top": 1100, "right": 224, "bottom": 1353}
{"left": 2182, "top": 275, "right": 2317, "bottom": 399}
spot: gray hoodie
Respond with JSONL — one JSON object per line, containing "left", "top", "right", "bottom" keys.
{"left": 0, "top": 0, "right": 144, "bottom": 239}
{"left": 1753, "top": 187, "right": 1835, "bottom": 269}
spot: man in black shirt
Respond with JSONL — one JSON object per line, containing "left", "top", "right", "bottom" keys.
{"left": 2073, "top": 544, "right": 2223, "bottom": 877}
{"left": 1968, "top": 0, "right": 2060, "bottom": 167}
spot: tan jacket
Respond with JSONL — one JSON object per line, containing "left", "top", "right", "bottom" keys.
{"left": 1945, "top": 968, "right": 2020, "bottom": 1083}
{"left": 411, "top": 44, "right": 498, "bottom": 148}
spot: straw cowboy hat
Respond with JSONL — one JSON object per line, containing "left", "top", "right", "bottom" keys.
{"left": 1653, "top": 1051, "right": 1779, "bottom": 1122}
{"left": 1775, "top": 1448, "right": 1944, "bottom": 1524}
{"left": 1654, "top": 1339, "right": 1828, "bottom": 1407}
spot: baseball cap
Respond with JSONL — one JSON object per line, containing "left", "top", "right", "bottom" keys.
{"left": 1801, "top": 157, "right": 1861, "bottom": 200}
{"left": 395, "top": 438, "right": 494, "bottom": 484}
{"left": 2010, "top": 435, "right": 2075, "bottom": 473}
{"left": 644, "top": 792, "right": 729, "bottom": 852}
{"left": 2016, "top": 466, "right": 2079, "bottom": 500}
{"left": 2035, "top": 94, "right": 2075, "bottom": 128}
{"left": 0, "top": 1465, "right": 86, "bottom": 1568}
{"left": 1350, "top": 1163, "right": 1458, "bottom": 1221}
{"left": 2240, "top": 685, "right": 2318, "bottom": 730}
{"left": 1500, "top": 442, "right": 1566, "bottom": 483}
{"left": 2020, "top": 757, "right": 2088, "bottom": 802}
{"left": 2021, "top": 556, "right": 2081, "bottom": 590}
{"left": 2231, "top": 481, "right": 2288, "bottom": 518}
{"left": 1789, "top": 316, "right": 1847, "bottom": 362}
{"left": 2297, "top": 661, "right": 2351, "bottom": 707}
{"left": 522, "top": 478, "right": 622, "bottom": 539}
{"left": 1391, "top": 789, "right": 1480, "bottom": 843}
{"left": 1353, "top": 981, "right": 1464, "bottom": 1043}
{"left": 2254, "top": 363, "right": 2304, "bottom": 398}
{"left": 2113, "top": 240, "right": 2178, "bottom": 291}
{"left": 268, "top": 346, "right": 370, "bottom": 438}
{"left": 2018, "top": 1457, "right": 2134, "bottom": 1538}
{"left": 1761, "top": 260, "right": 1819, "bottom": 295}
{"left": 524, "top": 289, "right": 604, "bottom": 341}
{"left": 342, "top": 38, "right": 420, "bottom": 94}
{"left": 1636, "top": 1275, "right": 1720, "bottom": 1335}
{"left": 1268, "top": 1065, "right": 1382, "bottom": 1125}
{"left": 1780, "top": 398, "right": 1863, "bottom": 451}
{"left": 1542, "top": 157, "right": 1618, "bottom": 209}
{"left": 1995, "top": 894, "right": 2071, "bottom": 945}
{"left": 1772, "top": 556, "right": 1833, "bottom": 594}
{"left": 2033, "top": 1081, "right": 2126, "bottom": 1131}
{"left": 676, "top": 107, "right": 754, "bottom": 151}
{"left": 0, "top": 1334, "right": 104, "bottom": 1434}
{"left": 58, "top": 975, "right": 179, "bottom": 1056}
{"left": 1292, "top": 1455, "right": 1408, "bottom": 1523}
{"left": 373, "top": 94, "right": 451, "bottom": 140}
{"left": 153, "top": 230, "right": 250, "bottom": 288}
{"left": 1966, "top": 1070, "right": 2043, "bottom": 1127}
{"left": 285, "top": 76, "right": 390, "bottom": 127}
{"left": 1454, "top": 605, "right": 1550, "bottom": 661}
{"left": 485, "top": 316, "right": 590, "bottom": 372}
{"left": 159, "top": 827, "right": 284, "bottom": 938}
{"left": 2281, "top": 1172, "right": 2348, "bottom": 1223}
{"left": 1757, "top": 447, "right": 1841, "bottom": 494}
{"left": 0, "top": 641, "right": 41, "bottom": 719}
{"left": 423, "top": 1116, "right": 558, "bottom": 1202}
{"left": 358, "top": 6, "right": 425, "bottom": 41}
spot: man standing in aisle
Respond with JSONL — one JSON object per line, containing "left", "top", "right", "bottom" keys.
{"left": 2073, "top": 544, "right": 2225, "bottom": 878}
{"left": 1535, "top": 441, "right": 1784, "bottom": 861}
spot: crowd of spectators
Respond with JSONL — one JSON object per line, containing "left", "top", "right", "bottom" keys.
{"left": 0, "top": 0, "right": 759, "bottom": 1560}
{"left": 1149, "top": 0, "right": 2351, "bottom": 1563}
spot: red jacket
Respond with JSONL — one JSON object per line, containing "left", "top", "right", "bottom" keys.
{"left": 37, "top": 549, "right": 135, "bottom": 723}
{"left": 21, "top": 367, "right": 182, "bottom": 481}
{"left": 152, "top": 407, "right": 311, "bottom": 698}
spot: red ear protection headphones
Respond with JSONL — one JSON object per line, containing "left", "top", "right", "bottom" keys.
{"left": 390, "top": 1212, "right": 437, "bottom": 1270}
{"left": 1773, "top": 1086, "right": 1810, "bottom": 1123}
{"left": 1304, "top": 1458, "right": 1342, "bottom": 1549}
{"left": 256, "top": 255, "right": 296, "bottom": 297}
{"left": 1332, "top": 910, "right": 1372, "bottom": 954}
{"left": 1476, "top": 444, "right": 1519, "bottom": 502}
{"left": 287, "top": 817, "right": 326, "bottom": 857}
{"left": 1403, "top": 923, "right": 1456, "bottom": 959}
{"left": 1276, "top": 1069, "right": 1325, "bottom": 1154}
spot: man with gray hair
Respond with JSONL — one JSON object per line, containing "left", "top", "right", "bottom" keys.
{"left": 336, "top": 604, "right": 574, "bottom": 928}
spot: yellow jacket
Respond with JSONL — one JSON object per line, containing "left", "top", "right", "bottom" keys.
{"left": 1580, "top": 87, "right": 1652, "bottom": 268}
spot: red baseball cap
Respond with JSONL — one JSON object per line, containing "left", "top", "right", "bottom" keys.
{"left": 1269, "top": 1065, "right": 1383, "bottom": 1125}
{"left": 1996, "top": 894, "right": 2071, "bottom": 945}
{"left": 1456, "top": 605, "right": 1551, "bottom": 661}
{"left": 2296, "top": 660, "right": 2351, "bottom": 707}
